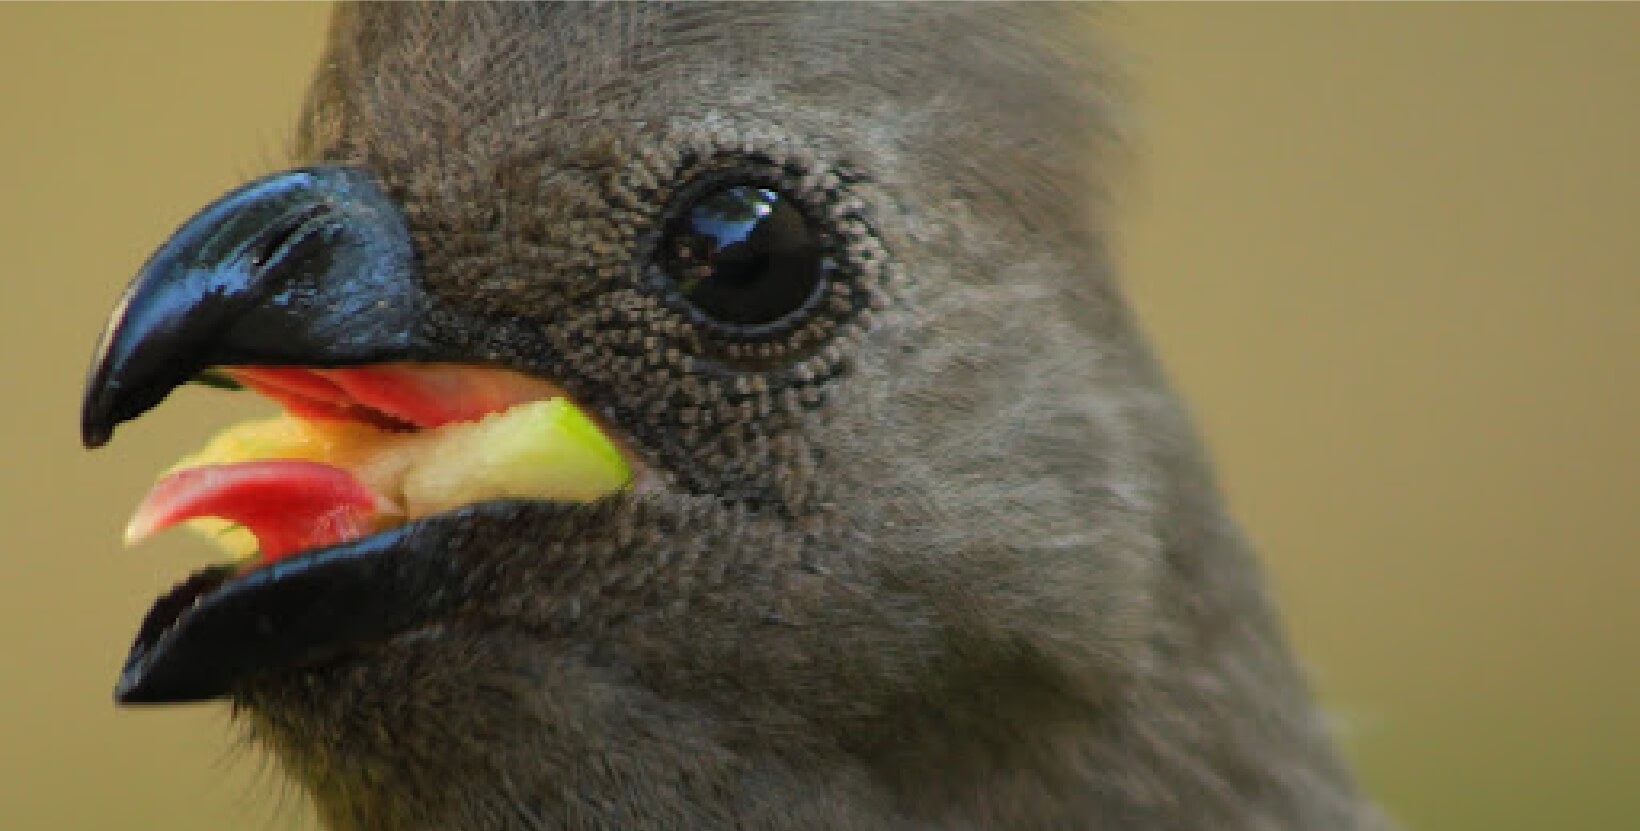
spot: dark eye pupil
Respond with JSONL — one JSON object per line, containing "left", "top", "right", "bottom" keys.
{"left": 663, "top": 186, "right": 825, "bottom": 328}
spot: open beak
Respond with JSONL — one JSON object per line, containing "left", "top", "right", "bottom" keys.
{"left": 81, "top": 167, "right": 626, "bottom": 705}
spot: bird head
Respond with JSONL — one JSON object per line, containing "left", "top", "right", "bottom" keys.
{"left": 82, "top": 5, "right": 1371, "bottom": 830}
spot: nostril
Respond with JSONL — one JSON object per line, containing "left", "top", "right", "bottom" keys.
{"left": 251, "top": 202, "right": 333, "bottom": 272}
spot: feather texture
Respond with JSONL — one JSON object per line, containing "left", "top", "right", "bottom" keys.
{"left": 210, "top": 4, "right": 1395, "bottom": 829}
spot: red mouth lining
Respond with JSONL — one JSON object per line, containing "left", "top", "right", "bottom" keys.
{"left": 229, "top": 366, "right": 557, "bottom": 432}
{"left": 230, "top": 368, "right": 417, "bottom": 432}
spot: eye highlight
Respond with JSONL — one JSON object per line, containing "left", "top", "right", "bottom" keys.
{"left": 659, "top": 184, "right": 828, "bottom": 332}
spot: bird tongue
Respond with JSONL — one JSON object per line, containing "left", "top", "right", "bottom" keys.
{"left": 125, "top": 460, "right": 392, "bottom": 563}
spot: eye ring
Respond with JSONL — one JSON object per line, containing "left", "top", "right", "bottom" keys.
{"left": 649, "top": 174, "right": 834, "bottom": 340}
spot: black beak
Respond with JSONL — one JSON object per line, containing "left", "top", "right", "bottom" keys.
{"left": 83, "top": 166, "right": 459, "bottom": 705}
{"left": 81, "top": 166, "right": 435, "bottom": 449}
{"left": 114, "top": 522, "right": 464, "bottom": 704}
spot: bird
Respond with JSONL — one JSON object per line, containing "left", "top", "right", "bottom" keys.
{"left": 80, "top": 4, "right": 1388, "bottom": 830}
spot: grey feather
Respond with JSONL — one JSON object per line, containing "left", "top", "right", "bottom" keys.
{"left": 232, "top": 4, "right": 1391, "bottom": 829}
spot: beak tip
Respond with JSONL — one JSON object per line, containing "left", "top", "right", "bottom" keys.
{"left": 80, "top": 370, "right": 111, "bottom": 449}
{"left": 112, "top": 663, "right": 205, "bottom": 705}
{"left": 110, "top": 563, "right": 243, "bottom": 706}
{"left": 81, "top": 417, "right": 113, "bottom": 450}
{"left": 112, "top": 671, "right": 148, "bottom": 704}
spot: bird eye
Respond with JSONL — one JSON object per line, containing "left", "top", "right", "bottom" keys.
{"left": 659, "top": 185, "right": 828, "bottom": 332}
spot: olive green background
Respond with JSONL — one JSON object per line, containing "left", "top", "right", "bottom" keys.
{"left": 2, "top": 4, "right": 1634, "bottom": 830}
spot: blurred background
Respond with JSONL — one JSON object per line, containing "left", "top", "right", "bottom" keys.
{"left": 1, "top": 4, "right": 1634, "bottom": 830}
